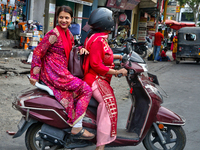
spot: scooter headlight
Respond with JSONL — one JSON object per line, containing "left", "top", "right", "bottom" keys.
{"left": 138, "top": 63, "right": 148, "bottom": 72}
{"left": 145, "top": 84, "right": 163, "bottom": 103}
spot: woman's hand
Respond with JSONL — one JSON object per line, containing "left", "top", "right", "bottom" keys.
{"left": 115, "top": 68, "right": 127, "bottom": 77}
{"left": 79, "top": 48, "right": 89, "bottom": 55}
{"left": 29, "top": 77, "right": 38, "bottom": 86}
{"left": 114, "top": 55, "right": 123, "bottom": 60}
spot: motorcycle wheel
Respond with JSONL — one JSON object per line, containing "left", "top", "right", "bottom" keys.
{"left": 25, "top": 123, "right": 61, "bottom": 150}
{"left": 143, "top": 125, "right": 186, "bottom": 150}
{"left": 136, "top": 48, "right": 147, "bottom": 58}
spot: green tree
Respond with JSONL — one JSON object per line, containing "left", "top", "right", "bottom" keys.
{"left": 176, "top": 0, "right": 200, "bottom": 25}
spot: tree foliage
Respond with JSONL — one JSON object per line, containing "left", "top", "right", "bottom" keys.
{"left": 176, "top": 0, "right": 200, "bottom": 24}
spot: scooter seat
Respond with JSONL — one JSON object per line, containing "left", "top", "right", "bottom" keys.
{"left": 88, "top": 97, "right": 98, "bottom": 108}
{"left": 38, "top": 80, "right": 99, "bottom": 108}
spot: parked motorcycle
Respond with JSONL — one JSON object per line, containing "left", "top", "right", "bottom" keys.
{"left": 10, "top": 51, "right": 186, "bottom": 150}
{"left": 109, "top": 36, "right": 148, "bottom": 59}
{"left": 129, "top": 34, "right": 149, "bottom": 59}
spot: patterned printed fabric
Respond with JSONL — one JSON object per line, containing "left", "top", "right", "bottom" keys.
{"left": 30, "top": 27, "right": 92, "bottom": 126}
{"left": 84, "top": 32, "right": 118, "bottom": 136}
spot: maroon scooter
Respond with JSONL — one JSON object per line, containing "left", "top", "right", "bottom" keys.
{"left": 11, "top": 51, "right": 186, "bottom": 150}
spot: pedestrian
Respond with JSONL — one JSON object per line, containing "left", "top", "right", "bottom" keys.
{"left": 83, "top": 7, "right": 127, "bottom": 150}
{"left": 170, "top": 32, "right": 174, "bottom": 51}
{"left": 29, "top": 5, "right": 95, "bottom": 139}
{"left": 153, "top": 28, "right": 164, "bottom": 62}
{"left": 159, "top": 47, "right": 171, "bottom": 61}
{"left": 172, "top": 30, "right": 178, "bottom": 60}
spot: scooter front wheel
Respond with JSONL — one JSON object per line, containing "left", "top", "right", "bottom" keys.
{"left": 25, "top": 123, "right": 61, "bottom": 150}
{"left": 143, "top": 125, "right": 186, "bottom": 150}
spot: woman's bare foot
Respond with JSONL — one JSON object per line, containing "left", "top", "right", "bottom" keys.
{"left": 95, "top": 145, "right": 105, "bottom": 150}
{"left": 71, "top": 127, "right": 94, "bottom": 138}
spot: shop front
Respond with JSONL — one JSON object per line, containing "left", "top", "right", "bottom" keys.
{"left": 106, "top": 0, "right": 140, "bottom": 41}
{"left": 136, "top": 0, "right": 157, "bottom": 45}
{"left": 0, "top": 0, "right": 29, "bottom": 32}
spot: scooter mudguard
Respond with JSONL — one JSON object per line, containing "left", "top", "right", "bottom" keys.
{"left": 156, "top": 106, "right": 185, "bottom": 125}
{"left": 13, "top": 117, "right": 37, "bottom": 138}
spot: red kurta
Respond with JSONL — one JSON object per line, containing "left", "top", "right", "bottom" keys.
{"left": 83, "top": 32, "right": 118, "bottom": 137}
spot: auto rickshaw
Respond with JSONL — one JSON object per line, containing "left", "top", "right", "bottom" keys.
{"left": 176, "top": 27, "right": 200, "bottom": 64}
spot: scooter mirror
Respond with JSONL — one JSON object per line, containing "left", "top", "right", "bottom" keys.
{"left": 122, "top": 54, "right": 128, "bottom": 63}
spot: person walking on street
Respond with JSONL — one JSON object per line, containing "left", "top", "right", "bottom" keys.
{"left": 153, "top": 28, "right": 164, "bottom": 62}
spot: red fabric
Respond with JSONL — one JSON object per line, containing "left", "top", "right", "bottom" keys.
{"left": 30, "top": 27, "right": 91, "bottom": 126}
{"left": 56, "top": 25, "right": 72, "bottom": 62}
{"left": 96, "top": 78, "right": 118, "bottom": 137}
{"left": 83, "top": 32, "right": 117, "bottom": 136}
{"left": 83, "top": 33, "right": 111, "bottom": 87}
{"left": 154, "top": 32, "right": 164, "bottom": 46}
{"left": 165, "top": 19, "right": 196, "bottom": 30}
{"left": 161, "top": 50, "right": 167, "bottom": 57}
{"left": 172, "top": 52, "right": 176, "bottom": 60}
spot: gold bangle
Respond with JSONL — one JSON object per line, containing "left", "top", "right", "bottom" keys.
{"left": 115, "top": 70, "right": 118, "bottom": 75}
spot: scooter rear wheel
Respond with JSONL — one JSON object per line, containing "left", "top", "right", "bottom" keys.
{"left": 143, "top": 125, "right": 186, "bottom": 150}
{"left": 25, "top": 123, "right": 61, "bottom": 150}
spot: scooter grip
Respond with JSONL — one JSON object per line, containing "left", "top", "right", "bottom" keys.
{"left": 118, "top": 73, "right": 123, "bottom": 78}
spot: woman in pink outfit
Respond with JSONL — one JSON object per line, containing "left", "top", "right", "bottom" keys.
{"left": 29, "top": 5, "right": 94, "bottom": 139}
{"left": 83, "top": 8, "right": 127, "bottom": 150}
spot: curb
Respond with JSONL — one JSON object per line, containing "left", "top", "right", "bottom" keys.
{"left": 0, "top": 48, "right": 32, "bottom": 58}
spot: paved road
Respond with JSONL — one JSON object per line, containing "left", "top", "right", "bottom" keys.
{"left": 1, "top": 56, "right": 200, "bottom": 150}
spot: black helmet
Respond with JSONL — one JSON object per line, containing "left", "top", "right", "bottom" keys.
{"left": 88, "top": 7, "right": 115, "bottom": 32}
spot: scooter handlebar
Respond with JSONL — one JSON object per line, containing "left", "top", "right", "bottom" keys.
{"left": 118, "top": 73, "right": 123, "bottom": 78}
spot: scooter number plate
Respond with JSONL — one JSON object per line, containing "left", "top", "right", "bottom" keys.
{"left": 17, "top": 117, "right": 26, "bottom": 129}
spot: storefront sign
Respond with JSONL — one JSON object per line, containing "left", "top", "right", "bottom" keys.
{"left": 66, "top": 0, "right": 93, "bottom": 6}
{"left": 107, "top": 0, "right": 140, "bottom": 10}
{"left": 167, "top": 5, "right": 176, "bottom": 15}
{"left": 176, "top": 6, "right": 180, "bottom": 13}
{"left": 119, "top": 13, "right": 127, "bottom": 22}
{"left": 138, "top": 17, "right": 147, "bottom": 42}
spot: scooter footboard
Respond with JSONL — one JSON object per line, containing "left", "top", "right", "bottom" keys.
{"left": 156, "top": 106, "right": 185, "bottom": 125}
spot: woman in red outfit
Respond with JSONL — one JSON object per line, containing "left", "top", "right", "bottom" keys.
{"left": 83, "top": 8, "right": 127, "bottom": 150}
{"left": 29, "top": 6, "right": 94, "bottom": 139}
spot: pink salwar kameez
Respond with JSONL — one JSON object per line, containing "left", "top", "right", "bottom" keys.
{"left": 83, "top": 32, "right": 118, "bottom": 146}
{"left": 30, "top": 26, "right": 92, "bottom": 126}
{"left": 92, "top": 81, "right": 116, "bottom": 146}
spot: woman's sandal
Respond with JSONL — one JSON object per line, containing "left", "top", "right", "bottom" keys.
{"left": 71, "top": 128, "right": 95, "bottom": 140}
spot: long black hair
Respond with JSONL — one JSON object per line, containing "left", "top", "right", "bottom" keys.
{"left": 57, "top": 5, "right": 73, "bottom": 18}
{"left": 87, "top": 29, "right": 101, "bottom": 38}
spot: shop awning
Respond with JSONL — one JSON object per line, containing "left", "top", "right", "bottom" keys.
{"left": 106, "top": 0, "right": 140, "bottom": 10}
{"left": 165, "top": 19, "right": 196, "bottom": 30}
